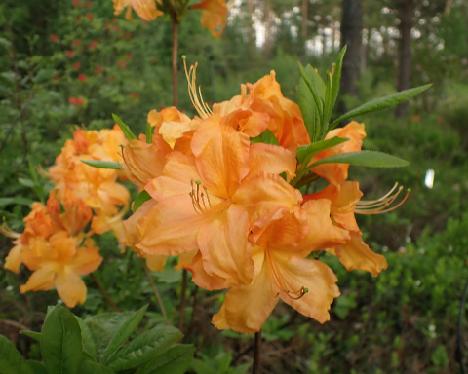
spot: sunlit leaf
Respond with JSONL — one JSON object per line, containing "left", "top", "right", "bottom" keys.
{"left": 311, "top": 150, "right": 410, "bottom": 168}
{"left": 112, "top": 113, "right": 136, "bottom": 140}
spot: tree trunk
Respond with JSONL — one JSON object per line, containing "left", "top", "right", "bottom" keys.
{"left": 301, "top": 0, "right": 308, "bottom": 40}
{"left": 247, "top": 0, "right": 256, "bottom": 50}
{"left": 263, "top": 0, "right": 274, "bottom": 55}
{"left": 395, "top": 0, "right": 413, "bottom": 117}
{"left": 339, "top": 0, "right": 363, "bottom": 111}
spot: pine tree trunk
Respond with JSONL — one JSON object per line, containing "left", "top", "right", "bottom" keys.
{"left": 395, "top": 0, "right": 413, "bottom": 117}
{"left": 339, "top": 0, "right": 363, "bottom": 111}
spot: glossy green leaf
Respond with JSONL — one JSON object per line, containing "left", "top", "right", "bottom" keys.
{"left": 296, "top": 136, "right": 348, "bottom": 165}
{"left": 40, "top": 306, "right": 83, "bottom": 374}
{"left": 331, "top": 84, "right": 432, "bottom": 127}
{"left": 108, "top": 325, "right": 182, "bottom": 370}
{"left": 330, "top": 46, "right": 347, "bottom": 109}
{"left": 133, "top": 190, "right": 151, "bottom": 211}
{"left": 81, "top": 160, "right": 123, "bottom": 169}
{"left": 112, "top": 113, "right": 136, "bottom": 140}
{"left": 0, "top": 335, "right": 32, "bottom": 374}
{"left": 102, "top": 305, "right": 148, "bottom": 363}
{"left": 76, "top": 317, "right": 97, "bottom": 360}
{"left": 146, "top": 123, "right": 154, "bottom": 144}
{"left": 20, "top": 330, "right": 41, "bottom": 342}
{"left": 311, "top": 150, "right": 410, "bottom": 168}
{"left": 137, "top": 344, "right": 194, "bottom": 374}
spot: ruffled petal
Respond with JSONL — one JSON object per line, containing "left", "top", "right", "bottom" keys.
{"left": 20, "top": 264, "right": 57, "bottom": 293}
{"left": 56, "top": 270, "right": 87, "bottom": 308}
{"left": 71, "top": 241, "right": 102, "bottom": 276}
{"left": 269, "top": 251, "right": 339, "bottom": 323}
{"left": 212, "top": 250, "right": 278, "bottom": 333}
{"left": 333, "top": 232, "right": 388, "bottom": 277}
{"left": 145, "top": 254, "right": 167, "bottom": 272}
{"left": 4, "top": 243, "right": 22, "bottom": 273}
{"left": 249, "top": 143, "right": 296, "bottom": 180}
{"left": 185, "top": 252, "right": 227, "bottom": 290}
{"left": 197, "top": 205, "right": 253, "bottom": 286}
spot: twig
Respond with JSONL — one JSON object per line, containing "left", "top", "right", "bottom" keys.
{"left": 178, "top": 269, "right": 188, "bottom": 331}
{"left": 90, "top": 273, "right": 120, "bottom": 312}
{"left": 171, "top": 17, "right": 179, "bottom": 106}
{"left": 0, "top": 319, "right": 29, "bottom": 331}
{"left": 253, "top": 331, "right": 261, "bottom": 374}
{"left": 144, "top": 265, "right": 168, "bottom": 320}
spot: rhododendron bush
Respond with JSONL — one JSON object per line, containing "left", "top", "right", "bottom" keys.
{"left": 0, "top": 0, "right": 439, "bottom": 372}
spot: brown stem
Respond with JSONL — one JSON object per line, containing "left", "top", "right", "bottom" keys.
{"left": 171, "top": 18, "right": 179, "bottom": 107}
{"left": 90, "top": 274, "right": 120, "bottom": 312}
{"left": 178, "top": 269, "right": 188, "bottom": 331}
{"left": 253, "top": 331, "right": 261, "bottom": 374}
{"left": 144, "top": 265, "right": 168, "bottom": 320}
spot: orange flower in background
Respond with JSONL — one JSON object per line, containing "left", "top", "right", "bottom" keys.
{"left": 20, "top": 232, "right": 101, "bottom": 308}
{"left": 192, "top": 0, "right": 228, "bottom": 37}
{"left": 113, "top": 0, "right": 163, "bottom": 21}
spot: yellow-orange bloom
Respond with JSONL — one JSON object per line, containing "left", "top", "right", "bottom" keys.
{"left": 192, "top": 0, "right": 228, "bottom": 37}
{"left": 20, "top": 232, "right": 102, "bottom": 308}
{"left": 113, "top": 0, "right": 163, "bottom": 21}
{"left": 214, "top": 71, "right": 310, "bottom": 150}
{"left": 213, "top": 200, "right": 349, "bottom": 333}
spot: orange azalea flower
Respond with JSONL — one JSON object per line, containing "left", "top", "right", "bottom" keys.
{"left": 304, "top": 181, "right": 402, "bottom": 276}
{"left": 20, "top": 232, "right": 101, "bottom": 308}
{"left": 310, "top": 121, "right": 366, "bottom": 187}
{"left": 213, "top": 71, "right": 310, "bottom": 150}
{"left": 192, "top": 0, "right": 228, "bottom": 37}
{"left": 213, "top": 200, "right": 349, "bottom": 333}
{"left": 113, "top": 0, "right": 163, "bottom": 21}
{"left": 127, "top": 120, "right": 299, "bottom": 286}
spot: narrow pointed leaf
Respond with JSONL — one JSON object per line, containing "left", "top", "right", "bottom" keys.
{"left": 331, "top": 46, "right": 346, "bottom": 108}
{"left": 251, "top": 130, "right": 279, "bottom": 145}
{"left": 112, "top": 113, "right": 136, "bottom": 140}
{"left": 81, "top": 160, "right": 123, "bottom": 169}
{"left": 311, "top": 151, "right": 410, "bottom": 168}
{"left": 137, "top": 344, "right": 194, "bottom": 374}
{"left": 102, "top": 305, "right": 148, "bottom": 363}
{"left": 108, "top": 325, "right": 182, "bottom": 370}
{"left": 145, "top": 123, "right": 154, "bottom": 144}
{"left": 296, "top": 136, "right": 348, "bottom": 165}
{"left": 20, "top": 330, "right": 41, "bottom": 342}
{"left": 331, "top": 84, "right": 432, "bottom": 127}
{"left": 133, "top": 190, "right": 151, "bottom": 211}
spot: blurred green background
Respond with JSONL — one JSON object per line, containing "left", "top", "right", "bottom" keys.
{"left": 0, "top": 0, "right": 467, "bottom": 373}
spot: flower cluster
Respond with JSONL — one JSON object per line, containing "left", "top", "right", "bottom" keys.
{"left": 4, "top": 127, "right": 129, "bottom": 307}
{"left": 121, "top": 64, "right": 408, "bottom": 332}
{"left": 113, "top": 0, "right": 228, "bottom": 37}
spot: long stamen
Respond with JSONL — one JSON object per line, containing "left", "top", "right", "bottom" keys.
{"left": 356, "top": 182, "right": 410, "bottom": 215}
{"left": 182, "top": 57, "right": 212, "bottom": 119}
{"left": 189, "top": 179, "right": 212, "bottom": 213}
{"left": 287, "top": 286, "right": 309, "bottom": 300}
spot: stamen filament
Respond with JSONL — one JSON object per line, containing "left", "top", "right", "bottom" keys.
{"left": 356, "top": 183, "right": 410, "bottom": 215}
{"left": 183, "top": 57, "right": 212, "bottom": 119}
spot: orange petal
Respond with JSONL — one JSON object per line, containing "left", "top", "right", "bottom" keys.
{"left": 20, "top": 264, "right": 57, "bottom": 293}
{"left": 249, "top": 143, "right": 296, "bottom": 180}
{"left": 71, "top": 242, "right": 102, "bottom": 276}
{"left": 192, "top": 0, "right": 228, "bottom": 37}
{"left": 212, "top": 250, "right": 278, "bottom": 333}
{"left": 191, "top": 121, "right": 250, "bottom": 199}
{"left": 333, "top": 232, "right": 388, "bottom": 277}
{"left": 145, "top": 254, "right": 167, "bottom": 272}
{"left": 269, "top": 251, "right": 339, "bottom": 323}
{"left": 135, "top": 195, "right": 208, "bottom": 256}
{"left": 56, "top": 270, "right": 87, "bottom": 308}
{"left": 185, "top": 252, "right": 227, "bottom": 290}
{"left": 4, "top": 243, "right": 22, "bottom": 273}
{"left": 197, "top": 205, "right": 253, "bottom": 286}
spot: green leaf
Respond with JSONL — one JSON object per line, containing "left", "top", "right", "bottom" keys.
{"left": 79, "top": 360, "right": 114, "bottom": 374}
{"left": 25, "top": 360, "right": 47, "bottom": 374}
{"left": 108, "top": 325, "right": 182, "bottom": 371}
{"left": 102, "top": 305, "right": 148, "bottom": 363}
{"left": 40, "top": 306, "right": 83, "bottom": 374}
{"left": 20, "top": 330, "right": 41, "bottom": 342}
{"left": 0, "top": 335, "right": 32, "bottom": 374}
{"left": 310, "top": 150, "right": 410, "bottom": 169}
{"left": 76, "top": 317, "right": 97, "bottom": 360}
{"left": 133, "top": 191, "right": 151, "bottom": 211}
{"left": 146, "top": 123, "right": 154, "bottom": 144}
{"left": 137, "top": 344, "right": 194, "bottom": 374}
{"left": 330, "top": 46, "right": 346, "bottom": 110}
{"left": 296, "top": 137, "right": 348, "bottom": 165}
{"left": 298, "top": 64, "right": 326, "bottom": 140}
{"left": 112, "top": 113, "right": 136, "bottom": 140}
{"left": 0, "top": 197, "right": 33, "bottom": 207}
{"left": 81, "top": 160, "right": 123, "bottom": 169}
{"left": 251, "top": 130, "right": 278, "bottom": 145}
{"left": 331, "top": 84, "right": 432, "bottom": 127}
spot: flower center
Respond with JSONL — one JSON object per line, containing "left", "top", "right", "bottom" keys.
{"left": 189, "top": 179, "right": 212, "bottom": 213}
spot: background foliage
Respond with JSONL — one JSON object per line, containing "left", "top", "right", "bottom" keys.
{"left": 0, "top": 0, "right": 467, "bottom": 373}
